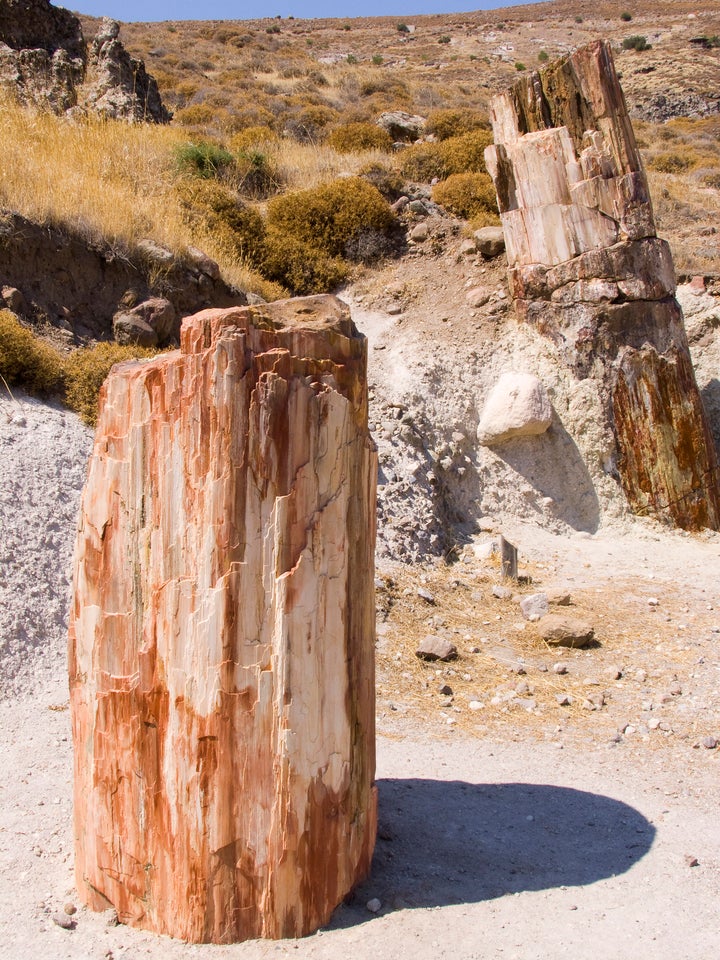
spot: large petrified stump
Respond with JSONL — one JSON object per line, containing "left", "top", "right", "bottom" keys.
{"left": 69, "top": 295, "right": 377, "bottom": 943}
{"left": 485, "top": 40, "right": 720, "bottom": 529}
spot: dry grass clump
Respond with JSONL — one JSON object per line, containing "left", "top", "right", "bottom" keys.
{"left": 0, "top": 310, "right": 64, "bottom": 395}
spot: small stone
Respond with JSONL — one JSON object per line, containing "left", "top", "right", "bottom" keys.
{"left": 555, "top": 693, "right": 573, "bottom": 706}
{"left": 473, "top": 226, "right": 505, "bottom": 258}
{"left": 604, "top": 666, "right": 623, "bottom": 680}
{"left": 466, "top": 286, "right": 491, "bottom": 308}
{"left": 366, "top": 897, "right": 382, "bottom": 913}
{"left": 669, "top": 682, "right": 682, "bottom": 696}
{"left": 438, "top": 684, "right": 453, "bottom": 696}
{"left": 540, "top": 615, "right": 595, "bottom": 648}
{"left": 410, "top": 223, "right": 429, "bottom": 242}
{"left": 468, "top": 700, "right": 484, "bottom": 710}
{"left": 635, "top": 669, "right": 648, "bottom": 683}
{"left": 63, "top": 903, "right": 77, "bottom": 916}
{"left": 648, "top": 717, "right": 661, "bottom": 730}
{"left": 519, "top": 593, "right": 549, "bottom": 620}
{"left": 416, "top": 636, "right": 458, "bottom": 662}
{"left": 547, "top": 590, "right": 572, "bottom": 606}
{"left": 685, "top": 855, "right": 700, "bottom": 867}
{"left": 510, "top": 663, "right": 527, "bottom": 675}
{"left": 52, "top": 913, "right": 76, "bottom": 930}
{"left": 515, "top": 680, "right": 530, "bottom": 695}
{"left": 459, "top": 238, "right": 477, "bottom": 256}
{"left": 492, "top": 585, "right": 513, "bottom": 600}
{"left": 552, "top": 662, "right": 568, "bottom": 675}
{"left": 701, "top": 736, "right": 718, "bottom": 750}
{"left": 417, "top": 587, "right": 435, "bottom": 604}
{"left": 648, "top": 597, "right": 659, "bottom": 606}
{"left": 104, "top": 909, "right": 119, "bottom": 927}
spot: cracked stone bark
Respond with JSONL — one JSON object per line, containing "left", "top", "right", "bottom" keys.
{"left": 485, "top": 40, "right": 720, "bottom": 530}
{"left": 69, "top": 295, "right": 377, "bottom": 943}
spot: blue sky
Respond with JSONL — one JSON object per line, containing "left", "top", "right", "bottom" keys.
{"left": 69, "top": 2, "right": 530, "bottom": 24}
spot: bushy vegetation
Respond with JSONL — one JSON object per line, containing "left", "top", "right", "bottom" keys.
{"left": 431, "top": 172, "right": 498, "bottom": 221}
{"left": 424, "top": 108, "right": 490, "bottom": 141}
{"left": 400, "top": 129, "right": 493, "bottom": 182}
{"left": 0, "top": 311, "right": 158, "bottom": 424}
{"left": 649, "top": 152, "right": 693, "bottom": 173}
{"left": 266, "top": 177, "right": 395, "bottom": 259}
{"left": 174, "top": 140, "right": 235, "bottom": 179}
{"left": 622, "top": 35, "right": 651, "bottom": 51}
{"left": 327, "top": 122, "right": 393, "bottom": 154}
{"left": 176, "top": 179, "right": 267, "bottom": 263}
{"left": 64, "top": 343, "right": 159, "bottom": 425}
{"left": 0, "top": 310, "right": 64, "bottom": 395}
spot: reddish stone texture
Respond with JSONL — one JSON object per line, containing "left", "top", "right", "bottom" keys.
{"left": 69, "top": 295, "right": 377, "bottom": 943}
{"left": 485, "top": 41, "right": 719, "bottom": 530}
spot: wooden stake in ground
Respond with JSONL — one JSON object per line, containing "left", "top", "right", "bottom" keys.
{"left": 69, "top": 296, "right": 377, "bottom": 943}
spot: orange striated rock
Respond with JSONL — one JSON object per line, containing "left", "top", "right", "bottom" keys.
{"left": 69, "top": 295, "right": 377, "bottom": 943}
{"left": 485, "top": 40, "right": 720, "bottom": 530}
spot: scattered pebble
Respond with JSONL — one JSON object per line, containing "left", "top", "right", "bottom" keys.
{"left": 417, "top": 587, "right": 435, "bottom": 604}
{"left": 366, "top": 898, "right": 382, "bottom": 913}
{"left": 553, "top": 662, "right": 568, "bottom": 675}
{"left": 701, "top": 736, "right": 718, "bottom": 750}
{"left": 52, "top": 913, "right": 75, "bottom": 930}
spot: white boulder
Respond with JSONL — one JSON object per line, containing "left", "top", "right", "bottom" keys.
{"left": 477, "top": 372, "right": 552, "bottom": 445}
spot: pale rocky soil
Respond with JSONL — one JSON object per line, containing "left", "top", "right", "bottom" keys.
{"left": 2, "top": 224, "right": 720, "bottom": 958}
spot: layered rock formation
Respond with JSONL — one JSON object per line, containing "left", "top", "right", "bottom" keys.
{"left": 0, "top": 1, "right": 169, "bottom": 122}
{"left": 485, "top": 40, "right": 720, "bottom": 530}
{"left": 69, "top": 296, "right": 377, "bottom": 942}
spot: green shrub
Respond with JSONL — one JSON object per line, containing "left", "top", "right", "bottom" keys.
{"left": 372, "top": 54, "right": 383, "bottom": 65}
{"left": 538, "top": 50, "right": 549, "bottom": 63}
{"left": 425, "top": 108, "right": 490, "bottom": 141}
{"left": 431, "top": 172, "right": 498, "bottom": 221}
{"left": 176, "top": 180, "right": 267, "bottom": 263}
{"left": 515, "top": 61, "right": 526, "bottom": 71}
{"left": 396, "top": 23, "right": 409, "bottom": 33}
{"left": 0, "top": 310, "right": 64, "bottom": 395}
{"left": 439, "top": 36, "right": 451, "bottom": 44}
{"left": 328, "top": 122, "right": 393, "bottom": 154}
{"left": 261, "top": 231, "right": 348, "bottom": 295}
{"left": 620, "top": 11, "right": 633, "bottom": 21}
{"left": 622, "top": 35, "right": 651, "bottom": 51}
{"left": 266, "top": 177, "right": 395, "bottom": 260}
{"left": 64, "top": 343, "right": 158, "bottom": 425}
{"left": 346, "top": 54, "right": 358, "bottom": 64}
{"left": 174, "top": 140, "right": 235, "bottom": 179}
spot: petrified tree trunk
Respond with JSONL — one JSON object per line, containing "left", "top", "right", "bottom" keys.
{"left": 69, "top": 295, "right": 377, "bottom": 943}
{"left": 485, "top": 40, "right": 720, "bottom": 529}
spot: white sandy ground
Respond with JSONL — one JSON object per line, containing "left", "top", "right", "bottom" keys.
{"left": 1, "top": 386, "right": 719, "bottom": 960}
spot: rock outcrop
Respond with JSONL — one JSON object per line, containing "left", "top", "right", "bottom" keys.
{"left": 0, "top": 1, "right": 169, "bottom": 122}
{"left": 485, "top": 40, "right": 720, "bottom": 530}
{"left": 81, "top": 17, "right": 171, "bottom": 123}
{"left": 69, "top": 295, "right": 377, "bottom": 942}
{"left": 0, "top": 211, "right": 244, "bottom": 344}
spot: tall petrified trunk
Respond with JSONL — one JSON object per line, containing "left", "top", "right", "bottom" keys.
{"left": 485, "top": 40, "right": 720, "bottom": 529}
{"left": 69, "top": 295, "right": 377, "bottom": 943}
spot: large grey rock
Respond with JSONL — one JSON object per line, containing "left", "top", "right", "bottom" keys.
{"left": 376, "top": 111, "right": 426, "bottom": 142}
{"left": 113, "top": 297, "right": 177, "bottom": 346}
{"left": 477, "top": 373, "right": 552, "bottom": 446}
{"left": 473, "top": 227, "right": 505, "bottom": 258}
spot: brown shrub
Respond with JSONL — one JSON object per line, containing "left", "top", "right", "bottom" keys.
{"left": 425, "top": 108, "right": 490, "bottom": 141}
